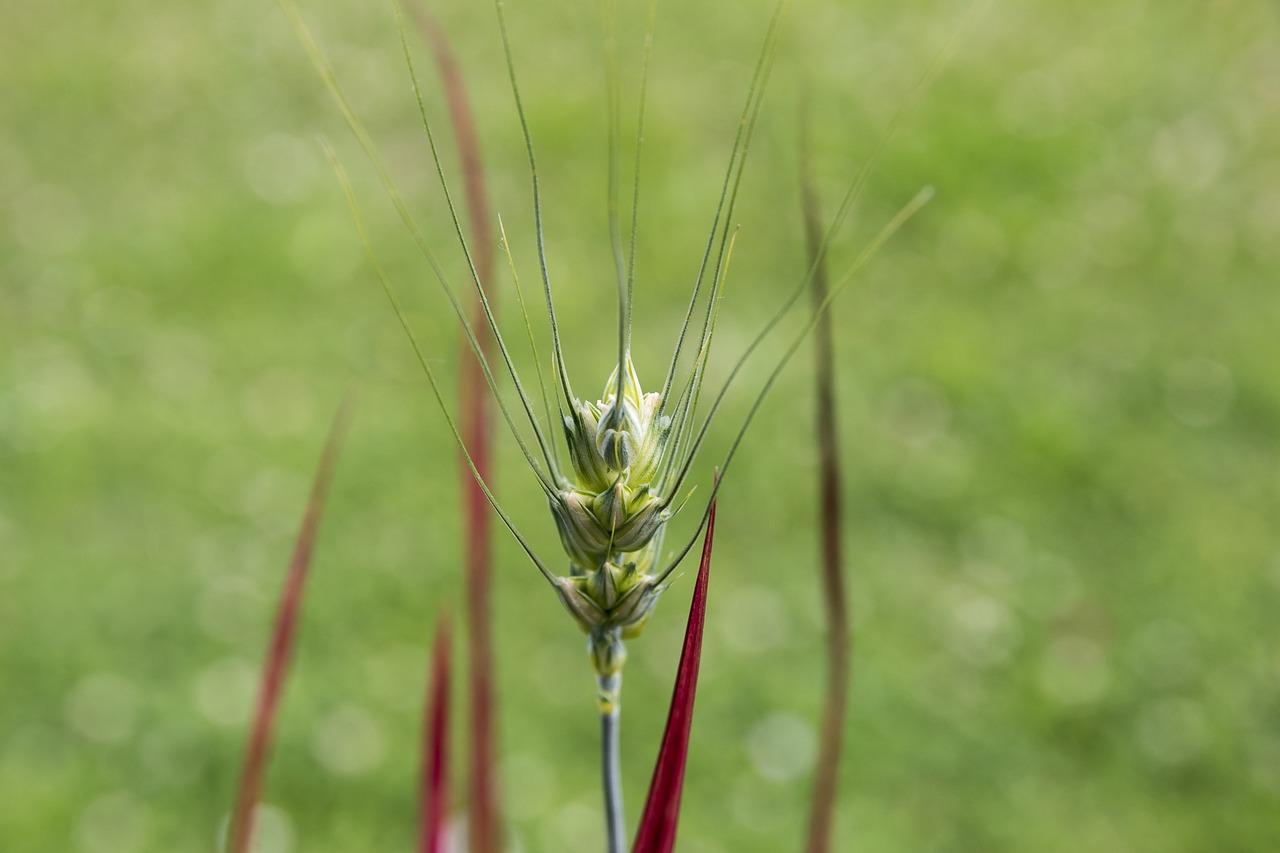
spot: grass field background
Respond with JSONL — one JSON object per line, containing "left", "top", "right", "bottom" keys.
{"left": 3, "top": 0, "right": 1279, "bottom": 850}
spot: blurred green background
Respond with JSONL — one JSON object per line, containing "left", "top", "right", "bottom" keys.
{"left": 3, "top": 0, "right": 1279, "bottom": 850}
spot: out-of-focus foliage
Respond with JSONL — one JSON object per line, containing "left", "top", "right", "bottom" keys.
{"left": 2, "top": 0, "right": 1278, "bottom": 850}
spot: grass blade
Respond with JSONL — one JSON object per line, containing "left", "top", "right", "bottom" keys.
{"left": 409, "top": 10, "right": 504, "bottom": 853}
{"left": 419, "top": 617, "right": 453, "bottom": 853}
{"left": 800, "top": 108, "right": 850, "bottom": 853}
{"left": 654, "top": 184, "right": 933, "bottom": 583}
{"left": 659, "top": 0, "right": 793, "bottom": 409}
{"left": 325, "top": 144, "right": 560, "bottom": 586}
{"left": 284, "top": 0, "right": 561, "bottom": 489}
{"left": 631, "top": 492, "right": 718, "bottom": 853}
{"left": 412, "top": 4, "right": 494, "bottom": 294}
{"left": 494, "top": 0, "right": 578, "bottom": 407}
{"left": 226, "top": 388, "right": 357, "bottom": 853}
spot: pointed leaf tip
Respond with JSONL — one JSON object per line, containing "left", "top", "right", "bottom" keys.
{"left": 227, "top": 388, "right": 357, "bottom": 853}
{"left": 420, "top": 616, "right": 453, "bottom": 853}
{"left": 632, "top": 494, "right": 717, "bottom": 853}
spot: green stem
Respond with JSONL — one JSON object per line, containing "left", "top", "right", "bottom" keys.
{"left": 598, "top": 670, "right": 625, "bottom": 853}
{"left": 599, "top": 676, "right": 624, "bottom": 850}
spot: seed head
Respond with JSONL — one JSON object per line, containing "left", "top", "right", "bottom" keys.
{"left": 551, "top": 561, "right": 663, "bottom": 640}
{"left": 546, "top": 352, "right": 678, "bottom": 660}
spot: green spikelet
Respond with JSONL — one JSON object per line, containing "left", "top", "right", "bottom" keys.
{"left": 549, "top": 352, "right": 676, "bottom": 659}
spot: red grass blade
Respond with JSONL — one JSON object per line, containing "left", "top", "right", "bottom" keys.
{"left": 420, "top": 617, "right": 453, "bottom": 853}
{"left": 799, "top": 111, "right": 851, "bottom": 853}
{"left": 631, "top": 496, "right": 718, "bottom": 853}
{"left": 412, "top": 9, "right": 501, "bottom": 853}
{"left": 226, "top": 388, "right": 357, "bottom": 853}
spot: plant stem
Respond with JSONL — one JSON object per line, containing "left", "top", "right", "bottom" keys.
{"left": 599, "top": 671, "right": 626, "bottom": 853}
{"left": 800, "top": 102, "right": 851, "bottom": 853}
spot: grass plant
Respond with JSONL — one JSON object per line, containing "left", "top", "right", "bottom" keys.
{"left": 236, "top": 0, "right": 928, "bottom": 847}
{"left": 5, "top": 0, "right": 1279, "bottom": 850}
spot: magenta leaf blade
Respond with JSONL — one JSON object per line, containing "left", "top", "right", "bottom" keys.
{"left": 631, "top": 497, "right": 718, "bottom": 853}
{"left": 226, "top": 389, "right": 356, "bottom": 853}
{"left": 420, "top": 617, "right": 453, "bottom": 853}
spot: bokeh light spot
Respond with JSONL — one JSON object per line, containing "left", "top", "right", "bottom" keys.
{"left": 502, "top": 751, "right": 557, "bottom": 821}
{"left": 311, "top": 704, "right": 386, "bottom": 777}
{"left": 718, "top": 585, "right": 790, "bottom": 655}
{"left": 947, "top": 590, "right": 1020, "bottom": 668}
{"left": 76, "top": 791, "right": 151, "bottom": 853}
{"left": 536, "top": 799, "right": 599, "bottom": 852}
{"left": 64, "top": 672, "right": 141, "bottom": 745}
{"left": 243, "top": 133, "right": 320, "bottom": 206}
{"left": 746, "top": 713, "right": 816, "bottom": 783}
{"left": 193, "top": 657, "right": 258, "bottom": 728}
{"left": 197, "top": 576, "right": 264, "bottom": 646}
{"left": 216, "top": 803, "right": 295, "bottom": 853}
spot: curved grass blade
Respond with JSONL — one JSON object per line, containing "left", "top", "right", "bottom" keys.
{"left": 652, "top": 7, "right": 988, "bottom": 579}
{"left": 656, "top": 186, "right": 934, "bottom": 584}
{"left": 786, "top": 2, "right": 989, "bottom": 366}
{"left": 655, "top": 228, "right": 738, "bottom": 496}
{"left": 280, "top": 0, "right": 560, "bottom": 490}
{"left": 658, "top": 0, "right": 794, "bottom": 410}
{"left": 419, "top": 616, "right": 452, "bottom": 853}
{"left": 412, "top": 3, "right": 494, "bottom": 295}
{"left": 494, "top": 0, "right": 577, "bottom": 407}
{"left": 631, "top": 490, "right": 717, "bottom": 853}
{"left": 602, "top": 0, "right": 629, "bottom": 378}
{"left": 498, "top": 214, "right": 562, "bottom": 462}
{"left": 624, "top": 0, "right": 660, "bottom": 306}
{"left": 325, "top": 143, "right": 560, "bottom": 586}
{"left": 394, "top": 1, "right": 561, "bottom": 481}
{"left": 800, "top": 106, "right": 850, "bottom": 853}
{"left": 409, "top": 11, "right": 504, "bottom": 852}
{"left": 226, "top": 388, "right": 357, "bottom": 853}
